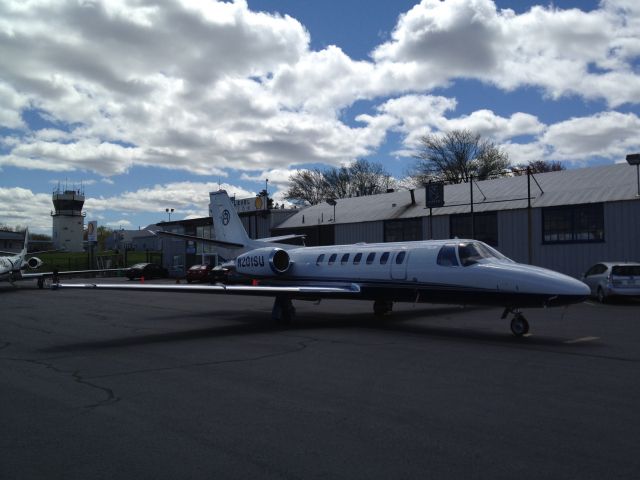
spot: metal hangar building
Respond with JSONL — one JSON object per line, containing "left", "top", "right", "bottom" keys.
{"left": 271, "top": 163, "right": 640, "bottom": 278}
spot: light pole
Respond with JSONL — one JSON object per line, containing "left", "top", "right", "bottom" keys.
{"left": 627, "top": 154, "right": 640, "bottom": 197}
{"left": 326, "top": 198, "right": 337, "bottom": 222}
{"left": 165, "top": 208, "right": 174, "bottom": 221}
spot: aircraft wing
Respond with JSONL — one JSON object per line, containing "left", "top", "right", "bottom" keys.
{"left": 52, "top": 282, "right": 361, "bottom": 299}
{"left": 151, "top": 230, "right": 244, "bottom": 248}
{"left": 21, "top": 268, "right": 124, "bottom": 279}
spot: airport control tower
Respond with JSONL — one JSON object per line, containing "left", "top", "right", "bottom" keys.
{"left": 51, "top": 185, "right": 86, "bottom": 252}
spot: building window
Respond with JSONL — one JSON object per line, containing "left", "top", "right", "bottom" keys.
{"left": 542, "top": 203, "right": 604, "bottom": 244}
{"left": 450, "top": 212, "right": 498, "bottom": 247}
{"left": 384, "top": 218, "right": 422, "bottom": 242}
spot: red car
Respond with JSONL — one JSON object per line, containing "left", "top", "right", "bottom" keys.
{"left": 186, "top": 264, "right": 214, "bottom": 283}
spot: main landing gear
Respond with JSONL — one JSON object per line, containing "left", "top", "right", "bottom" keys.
{"left": 502, "top": 308, "right": 530, "bottom": 337}
{"left": 373, "top": 300, "right": 393, "bottom": 316}
{"left": 272, "top": 296, "right": 296, "bottom": 324}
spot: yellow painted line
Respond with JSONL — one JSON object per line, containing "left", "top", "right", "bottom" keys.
{"left": 564, "top": 336, "right": 600, "bottom": 344}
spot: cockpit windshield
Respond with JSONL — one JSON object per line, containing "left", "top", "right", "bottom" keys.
{"left": 457, "top": 242, "right": 512, "bottom": 267}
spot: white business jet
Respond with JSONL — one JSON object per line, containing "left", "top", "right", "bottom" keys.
{"left": 53, "top": 191, "right": 590, "bottom": 336}
{"left": 1, "top": 229, "right": 120, "bottom": 288}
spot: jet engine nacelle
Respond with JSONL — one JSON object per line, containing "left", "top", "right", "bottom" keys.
{"left": 235, "top": 247, "right": 291, "bottom": 277}
{"left": 26, "top": 256, "right": 43, "bottom": 269}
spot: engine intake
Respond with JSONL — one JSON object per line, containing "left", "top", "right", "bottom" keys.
{"left": 27, "top": 256, "right": 43, "bottom": 269}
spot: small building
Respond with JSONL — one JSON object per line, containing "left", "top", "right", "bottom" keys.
{"left": 0, "top": 230, "right": 23, "bottom": 252}
{"left": 156, "top": 217, "right": 215, "bottom": 277}
{"left": 105, "top": 226, "right": 163, "bottom": 252}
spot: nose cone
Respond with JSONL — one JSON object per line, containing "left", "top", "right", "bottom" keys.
{"left": 518, "top": 265, "right": 590, "bottom": 306}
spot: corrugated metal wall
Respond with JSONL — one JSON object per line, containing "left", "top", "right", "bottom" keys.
{"left": 497, "top": 209, "right": 530, "bottom": 264}
{"left": 532, "top": 200, "right": 640, "bottom": 278}
{"left": 335, "top": 221, "right": 384, "bottom": 244}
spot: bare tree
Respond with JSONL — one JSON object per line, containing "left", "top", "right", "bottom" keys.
{"left": 348, "top": 159, "right": 394, "bottom": 197}
{"left": 513, "top": 160, "right": 565, "bottom": 175}
{"left": 285, "top": 169, "right": 329, "bottom": 205}
{"left": 285, "top": 159, "right": 394, "bottom": 205}
{"left": 409, "top": 129, "right": 511, "bottom": 184}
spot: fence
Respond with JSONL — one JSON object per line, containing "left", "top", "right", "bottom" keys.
{"left": 34, "top": 250, "right": 163, "bottom": 272}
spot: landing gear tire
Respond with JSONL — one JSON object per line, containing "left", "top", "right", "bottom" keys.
{"left": 37, "top": 278, "right": 44, "bottom": 289}
{"left": 597, "top": 287, "right": 607, "bottom": 304}
{"left": 272, "top": 296, "right": 295, "bottom": 324}
{"left": 510, "top": 314, "right": 530, "bottom": 337}
{"left": 373, "top": 300, "right": 393, "bottom": 316}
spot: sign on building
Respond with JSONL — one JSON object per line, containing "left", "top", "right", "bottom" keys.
{"left": 425, "top": 182, "right": 445, "bottom": 208}
{"left": 87, "top": 220, "right": 98, "bottom": 242}
{"left": 232, "top": 195, "right": 268, "bottom": 212}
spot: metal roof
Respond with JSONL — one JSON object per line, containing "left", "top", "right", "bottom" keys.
{"left": 276, "top": 163, "right": 640, "bottom": 229}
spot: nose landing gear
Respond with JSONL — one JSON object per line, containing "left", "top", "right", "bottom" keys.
{"left": 502, "top": 308, "right": 530, "bottom": 337}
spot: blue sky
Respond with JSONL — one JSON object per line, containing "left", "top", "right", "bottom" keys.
{"left": 0, "top": 0, "right": 638, "bottom": 233}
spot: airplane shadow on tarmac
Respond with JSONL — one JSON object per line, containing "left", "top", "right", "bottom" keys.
{"left": 40, "top": 304, "right": 590, "bottom": 354}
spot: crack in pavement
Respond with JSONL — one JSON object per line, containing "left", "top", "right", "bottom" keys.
{"left": 1, "top": 356, "right": 121, "bottom": 410}
{"left": 86, "top": 338, "right": 317, "bottom": 380}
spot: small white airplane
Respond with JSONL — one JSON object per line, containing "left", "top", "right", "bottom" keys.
{"left": 0, "top": 229, "right": 121, "bottom": 288}
{"left": 53, "top": 191, "right": 590, "bottom": 336}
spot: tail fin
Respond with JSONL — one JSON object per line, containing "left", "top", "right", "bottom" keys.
{"left": 21, "top": 228, "right": 29, "bottom": 258}
{"left": 209, "top": 190, "right": 252, "bottom": 249}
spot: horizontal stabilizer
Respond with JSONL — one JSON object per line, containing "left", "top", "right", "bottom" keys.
{"left": 151, "top": 230, "right": 244, "bottom": 248}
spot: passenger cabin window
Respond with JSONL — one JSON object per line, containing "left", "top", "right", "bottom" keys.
{"left": 437, "top": 244, "right": 459, "bottom": 267}
{"left": 395, "top": 251, "right": 406, "bottom": 264}
{"left": 341, "top": 253, "right": 350, "bottom": 265}
{"left": 366, "top": 252, "right": 376, "bottom": 265}
{"left": 353, "top": 253, "right": 362, "bottom": 265}
{"left": 316, "top": 254, "right": 325, "bottom": 265}
{"left": 380, "top": 252, "right": 390, "bottom": 265}
{"left": 328, "top": 254, "right": 337, "bottom": 265}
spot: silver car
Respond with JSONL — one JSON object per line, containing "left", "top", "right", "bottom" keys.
{"left": 582, "top": 262, "right": 640, "bottom": 303}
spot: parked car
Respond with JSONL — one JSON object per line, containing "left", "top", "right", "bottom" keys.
{"left": 186, "top": 264, "right": 214, "bottom": 283}
{"left": 126, "top": 262, "right": 168, "bottom": 280}
{"left": 582, "top": 262, "right": 640, "bottom": 303}
{"left": 209, "top": 265, "right": 252, "bottom": 285}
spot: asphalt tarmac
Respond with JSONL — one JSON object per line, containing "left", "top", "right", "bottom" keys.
{"left": 1, "top": 278, "right": 639, "bottom": 479}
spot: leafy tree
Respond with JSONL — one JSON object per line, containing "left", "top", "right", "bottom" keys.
{"left": 409, "top": 129, "right": 511, "bottom": 184}
{"left": 285, "top": 159, "right": 394, "bottom": 205}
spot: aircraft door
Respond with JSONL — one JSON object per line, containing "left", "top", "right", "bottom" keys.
{"left": 391, "top": 250, "right": 408, "bottom": 280}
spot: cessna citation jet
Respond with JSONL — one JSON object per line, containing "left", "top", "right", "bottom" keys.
{"left": 53, "top": 191, "right": 590, "bottom": 337}
{"left": 0, "top": 229, "right": 119, "bottom": 288}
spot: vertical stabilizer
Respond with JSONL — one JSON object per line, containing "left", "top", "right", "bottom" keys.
{"left": 209, "top": 191, "right": 251, "bottom": 248}
{"left": 21, "top": 228, "right": 29, "bottom": 258}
